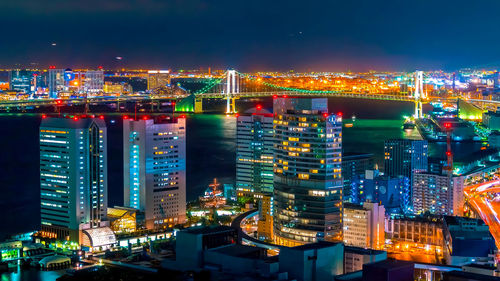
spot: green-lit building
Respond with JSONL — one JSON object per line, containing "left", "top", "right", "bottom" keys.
{"left": 236, "top": 109, "right": 274, "bottom": 197}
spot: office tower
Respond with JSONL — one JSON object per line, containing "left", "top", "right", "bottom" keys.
{"left": 343, "top": 202, "right": 385, "bottom": 249}
{"left": 48, "top": 68, "right": 65, "bottom": 98}
{"left": 123, "top": 116, "right": 186, "bottom": 230}
{"left": 147, "top": 70, "right": 171, "bottom": 90}
{"left": 236, "top": 111, "right": 274, "bottom": 197}
{"left": 273, "top": 97, "right": 343, "bottom": 246}
{"left": 40, "top": 117, "right": 108, "bottom": 242}
{"left": 83, "top": 70, "right": 104, "bottom": 95}
{"left": 412, "top": 173, "right": 464, "bottom": 216}
{"left": 384, "top": 139, "right": 428, "bottom": 179}
{"left": 9, "top": 69, "right": 34, "bottom": 93}
{"left": 342, "top": 153, "right": 374, "bottom": 202}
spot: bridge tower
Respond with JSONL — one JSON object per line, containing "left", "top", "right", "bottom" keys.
{"left": 414, "top": 70, "right": 425, "bottom": 119}
{"left": 225, "top": 70, "right": 239, "bottom": 114}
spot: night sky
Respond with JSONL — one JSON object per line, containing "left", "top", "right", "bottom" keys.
{"left": 1, "top": 0, "right": 500, "bottom": 71}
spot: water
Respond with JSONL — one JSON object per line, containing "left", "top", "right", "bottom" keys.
{"left": 0, "top": 268, "right": 65, "bottom": 281}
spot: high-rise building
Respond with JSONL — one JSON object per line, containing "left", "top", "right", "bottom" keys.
{"left": 48, "top": 68, "right": 65, "bottom": 98}
{"left": 412, "top": 173, "right": 464, "bottom": 216}
{"left": 9, "top": 69, "right": 34, "bottom": 93}
{"left": 123, "top": 116, "right": 186, "bottom": 230}
{"left": 236, "top": 111, "right": 274, "bottom": 197}
{"left": 384, "top": 139, "right": 428, "bottom": 180}
{"left": 343, "top": 202, "right": 385, "bottom": 249}
{"left": 40, "top": 117, "right": 108, "bottom": 242}
{"left": 273, "top": 97, "right": 343, "bottom": 246}
{"left": 342, "top": 153, "right": 374, "bottom": 202}
{"left": 147, "top": 70, "right": 171, "bottom": 90}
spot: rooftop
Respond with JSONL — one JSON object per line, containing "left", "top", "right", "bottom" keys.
{"left": 345, "top": 246, "right": 386, "bottom": 256}
{"left": 41, "top": 116, "right": 106, "bottom": 129}
{"left": 183, "top": 225, "right": 236, "bottom": 235}
{"left": 209, "top": 244, "right": 264, "bottom": 259}
{"left": 290, "top": 241, "right": 341, "bottom": 251}
{"left": 363, "top": 259, "right": 414, "bottom": 270}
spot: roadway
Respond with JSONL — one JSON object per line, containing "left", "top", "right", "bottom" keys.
{"left": 464, "top": 180, "right": 500, "bottom": 248}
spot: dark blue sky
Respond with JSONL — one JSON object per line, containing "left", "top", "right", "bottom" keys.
{"left": 1, "top": 0, "right": 500, "bottom": 71}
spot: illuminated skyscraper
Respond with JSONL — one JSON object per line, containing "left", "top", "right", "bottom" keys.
{"left": 9, "top": 69, "right": 34, "bottom": 93}
{"left": 147, "top": 70, "right": 171, "bottom": 90}
{"left": 123, "top": 116, "right": 186, "bottom": 230}
{"left": 40, "top": 117, "right": 108, "bottom": 242}
{"left": 273, "top": 97, "right": 343, "bottom": 246}
{"left": 236, "top": 110, "right": 274, "bottom": 197}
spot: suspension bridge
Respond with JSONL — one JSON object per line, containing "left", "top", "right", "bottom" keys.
{"left": 0, "top": 69, "right": 491, "bottom": 116}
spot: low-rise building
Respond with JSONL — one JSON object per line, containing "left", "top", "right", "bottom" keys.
{"left": 344, "top": 246, "right": 387, "bottom": 274}
{"left": 385, "top": 215, "right": 444, "bottom": 259}
{"left": 107, "top": 206, "right": 143, "bottom": 233}
{"left": 443, "top": 216, "right": 497, "bottom": 266}
{"left": 343, "top": 202, "right": 385, "bottom": 249}
{"left": 279, "top": 241, "right": 344, "bottom": 281}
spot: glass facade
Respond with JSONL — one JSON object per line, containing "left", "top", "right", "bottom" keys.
{"left": 273, "top": 98, "right": 343, "bottom": 246}
{"left": 236, "top": 114, "right": 274, "bottom": 197}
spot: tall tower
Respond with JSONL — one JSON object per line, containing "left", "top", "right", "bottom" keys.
{"left": 236, "top": 108, "right": 274, "bottom": 197}
{"left": 414, "top": 71, "right": 425, "bottom": 119}
{"left": 40, "top": 117, "right": 108, "bottom": 242}
{"left": 225, "top": 70, "right": 239, "bottom": 114}
{"left": 123, "top": 116, "right": 186, "bottom": 230}
{"left": 273, "top": 98, "right": 343, "bottom": 246}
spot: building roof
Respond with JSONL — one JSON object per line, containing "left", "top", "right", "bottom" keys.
{"left": 342, "top": 152, "right": 374, "bottom": 160}
{"left": 41, "top": 117, "right": 106, "bottom": 129}
{"left": 209, "top": 244, "right": 264, "bottom": 258}
{"left": 183, "top": 225, "right": 236, "bottom": 235}
{"left": 82, "top": 227, "right": 116, "bottom": 247}
{"left": 345, "top": 246, "right": 386, "bottom": 256}
{"left": 289, "top": 241, "right": 341, "bottom": 251}
{"left": 444, "top": 270, "right": 500, "bottom": 281}
{"left": 363, "top": 259, "right": 414, "bottom": 270}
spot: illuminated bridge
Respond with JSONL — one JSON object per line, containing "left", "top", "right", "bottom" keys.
{"left": 1, "top": 69, "right": 483, "bottom": 115}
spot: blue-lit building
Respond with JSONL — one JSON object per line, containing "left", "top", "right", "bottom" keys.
{"left": 9, "top": 69, "right": 34, "bottom": 94}
{"left": 236, "top": 111, "right": 274, "bottom": 197}
{"left": 342, "top": 153, "right": 374, "bottom": 203}
{"left": 123, "top": 116, "right": 186, "bottom": 230}
{"left": 39, "top": 117, "right": 108, "bottom": 242}
{"left": 443, "top": 216, "right": 497, "bottom": 266}
{"left": 350, "top": 170, "right": 410, "bottom": 213}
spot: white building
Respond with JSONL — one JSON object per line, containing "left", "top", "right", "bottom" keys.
{"left": 343, "top": 202, "right": 385, "bottom": 249}
{"left": 412, "top": 173, "right": 464, "bottom": 216}
{"left": 40, "top": 117, "right": 108, "bottom": 242}
{"left": 236, "top": 110, "right": 274, "bottom": 197}
{"left": 123, "top": 116, "right": 186, "bottom": 230}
